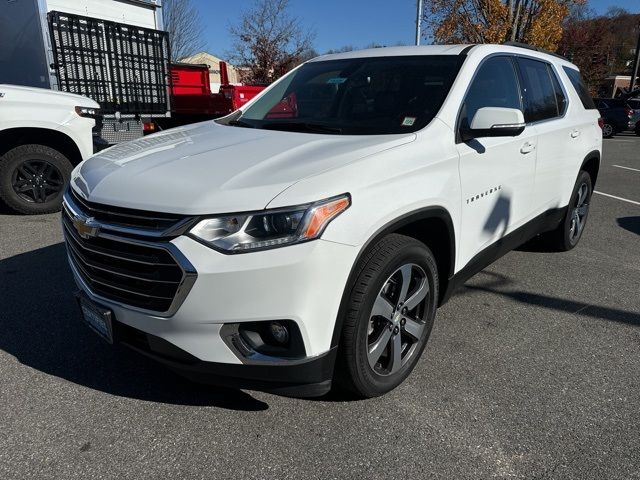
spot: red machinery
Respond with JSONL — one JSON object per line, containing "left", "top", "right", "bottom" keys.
{"left": 146, "top": 61, "right": 265, "bottom": 132}
{"left": 217, "top": 61, "right": 265, "bottom": 113}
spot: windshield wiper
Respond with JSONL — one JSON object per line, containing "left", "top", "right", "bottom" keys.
{"left": 262, "top": 122, "right": 343, "bottom": 134}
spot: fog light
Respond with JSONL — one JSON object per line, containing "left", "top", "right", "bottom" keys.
{"left": 269, "top": 321, "right": 289, "bottom": 344}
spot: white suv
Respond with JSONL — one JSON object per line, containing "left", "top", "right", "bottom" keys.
{"left": 63, "top": 44, "right": 602, "bottom": 398}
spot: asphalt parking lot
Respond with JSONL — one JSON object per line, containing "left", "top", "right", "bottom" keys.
{"left": 1, "top": 135, "right": 639, "bottom": 480}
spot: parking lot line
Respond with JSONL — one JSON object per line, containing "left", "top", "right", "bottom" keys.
{"left": 612, "top": 165, "right": 640, "bottom": 173}
{"left": 594, "top": 190, "right": 640, "bottom": 206}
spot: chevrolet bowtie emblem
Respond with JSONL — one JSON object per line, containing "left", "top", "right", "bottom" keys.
{"left": 72, "top": 215, "right": 100, "bottom": 239}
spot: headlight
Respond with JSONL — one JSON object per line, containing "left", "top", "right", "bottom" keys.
{"left": 189, "top": 194, "right": 351, "bottom": 253}
{"left": 75, "top": 106, "right": 100, "bottom": 118}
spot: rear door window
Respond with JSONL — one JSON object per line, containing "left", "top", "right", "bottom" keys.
{"left": 562, "top": 67, "right": 597, "bottom": 110}
{"left": 516, "top": 57, "right": 560, "bottom": 123}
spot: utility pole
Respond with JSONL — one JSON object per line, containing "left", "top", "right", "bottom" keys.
{"left": 415, "top": 0, "right": 423, "bottom": 46}
{"left": 630, "top": 21, "right": 640, "bottom": 92}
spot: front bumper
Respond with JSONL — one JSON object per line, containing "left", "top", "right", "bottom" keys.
{"left": 111, "top": 315, "right": 337, "bottom": 396}
{"left": 68, "top": 234, "right": 358, "bottom": 393}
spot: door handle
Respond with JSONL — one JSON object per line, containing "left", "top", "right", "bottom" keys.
{"left": 520, "top": 141, "right": 535, "bottom": 154}
{"left": 570, "top": 129, "right": 581, "bottom": 138}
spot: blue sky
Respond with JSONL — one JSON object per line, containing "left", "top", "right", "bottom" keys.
{"left": 193, "top": 0, "right": 640, "bottom": 58}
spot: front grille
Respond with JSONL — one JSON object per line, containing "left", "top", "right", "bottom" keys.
{"left": 69, "top": 188, "right": 190, "bottom": 234}
{"left": 62, "top": 193, "right": 196, "bottom": 314}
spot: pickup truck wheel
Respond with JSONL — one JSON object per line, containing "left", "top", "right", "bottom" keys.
{"left": 0, "top": 144, "right": 72, "bottom": 214}
{"left": 335, "top": 234, "right": 438, "bottom": 398}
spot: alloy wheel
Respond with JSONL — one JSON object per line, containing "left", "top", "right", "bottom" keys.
{"left": 569, "top": 182, "right": 589, "bottom": 243}
{"left": 11, "top": 160, "right": 64, "bottom": 204}
{"left": 367, "top": 263, "right": 430, "bottom": 376}
{"left": 602, "top": 124, "right": 613, "bottom": 137}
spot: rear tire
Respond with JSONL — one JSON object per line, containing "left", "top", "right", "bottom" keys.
{"left": 538, "top": 171, "right": 592, "bottom": 252}
{"left": 602, "top": 123, "right": 614, "bottom": 138}
{"left": 335, "top": 234, "right": 438, "bottom": 398}
{"left": 0, "top": 144, "right": 72, "bottom": 214}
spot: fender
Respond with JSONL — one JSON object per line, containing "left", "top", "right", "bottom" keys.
{"left": 580, "top": 150, "right": 601, "bottom": 188}
{"left": 330, "top": 206, "right": 456, "bottom": 348}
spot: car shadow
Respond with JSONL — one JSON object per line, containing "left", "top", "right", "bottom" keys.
{"left": 483, "top": 192, "right": 511, "bottom": 239}
{"left": 453, "top": 270, "right": 640, "bottom": 327}
{"left": 617, "top": 216, "right": 640, "bottom": 235}
{"left": 0, "top": 243, "right": 268, "bottom": 411}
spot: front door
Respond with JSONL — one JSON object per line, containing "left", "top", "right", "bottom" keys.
{"left": 456, "top": 55, "right": 537, "bottom": 268}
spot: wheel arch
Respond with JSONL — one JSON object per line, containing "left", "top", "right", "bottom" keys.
{"left": 580, "top": 150, "right": 600, "bottom": 188}
{"left": 330, "top": 206, "right": 456, "bottom": 348}
{"left": 0, "top": 128, "right": 82, "bottom": 165}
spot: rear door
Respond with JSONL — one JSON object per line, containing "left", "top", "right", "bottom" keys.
{"left": 456, "top": 55, "right": 537, "bottom": 268}
{"left": 515, "top": 57, "right": 587, "bottom": 213}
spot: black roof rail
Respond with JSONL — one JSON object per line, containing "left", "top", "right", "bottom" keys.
{"left": 503, "top": 41, "right": 569, "bottom": 61}
{"left": 458, "top": 44, "right": 476, "bottom": 56}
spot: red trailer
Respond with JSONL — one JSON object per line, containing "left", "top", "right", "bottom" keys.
{"left": 147, "top": 62, "right": 265, "bottom": 133}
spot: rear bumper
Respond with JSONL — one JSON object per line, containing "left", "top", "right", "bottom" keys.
{"left": 112, "top": 317, "right": 337, "bottom": 397}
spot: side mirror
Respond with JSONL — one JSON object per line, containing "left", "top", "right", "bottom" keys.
{"left": 461, "top": 107, "right": 525, "bottom": 142}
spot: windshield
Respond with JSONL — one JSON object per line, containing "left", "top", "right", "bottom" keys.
{"left": 221, "top": 55, "right": 464, "bottom": 135}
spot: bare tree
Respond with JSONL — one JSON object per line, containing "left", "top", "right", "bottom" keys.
{"left": 228, "top": 0, "right": 315, "bottom": 84}
{"left": 163, "top": 0, "right": 205, "bottom": 60}
{"left": 325, "top": 45, "right": 356, "bottom": 54}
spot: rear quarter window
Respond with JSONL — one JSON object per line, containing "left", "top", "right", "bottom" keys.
{"left": 562, "top": 67, "right": 597, "bottom": 110}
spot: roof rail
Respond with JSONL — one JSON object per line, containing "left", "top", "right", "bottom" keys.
{"left": 503, "top": 41, "right": 568, "bottom": 61}
{"left": 458, "top": 45, "right": 477, "bottom": 56}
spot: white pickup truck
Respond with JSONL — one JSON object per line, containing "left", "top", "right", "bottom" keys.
{"left": 0, "top": 84, "right": 99, "bottom": 214}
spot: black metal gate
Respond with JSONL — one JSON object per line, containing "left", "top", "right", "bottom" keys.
{"left": 47, "top": 10, "right": 170, "bottom": 116}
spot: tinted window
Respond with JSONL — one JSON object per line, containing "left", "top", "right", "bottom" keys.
{"left": 548, "top": 65, "right": 567, "bottom": 116}
{"left": 562, "top": 67, "right": 597, "bottom": 110}
{"left": 461, "top": 56, "right": 522, "bottom": 129}
{"left": 232, "top": 55, "right": 463, "bottom": 135}
{"left": 517, "top": 58, "right": 559, "bottom": 122}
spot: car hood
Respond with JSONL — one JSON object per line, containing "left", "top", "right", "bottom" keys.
{"left": 72, "top": 121, "right": 415, "bottom": 214}
{"left": 0, "top": 84, "right": 99, "bottom": 108}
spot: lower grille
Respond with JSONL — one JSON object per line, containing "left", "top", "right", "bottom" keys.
{"left": 62, "top": 210, "right": 195, "bottom": 314}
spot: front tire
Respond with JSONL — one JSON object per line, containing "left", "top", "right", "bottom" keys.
{"left": 602, "top": 123, "right": 614, "bottom": 138}
{"left": 335, "top": 234, "right": 438, "bottom": 398}
{"left": 0, "top": 144, "right": 72, "bottom": 214}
